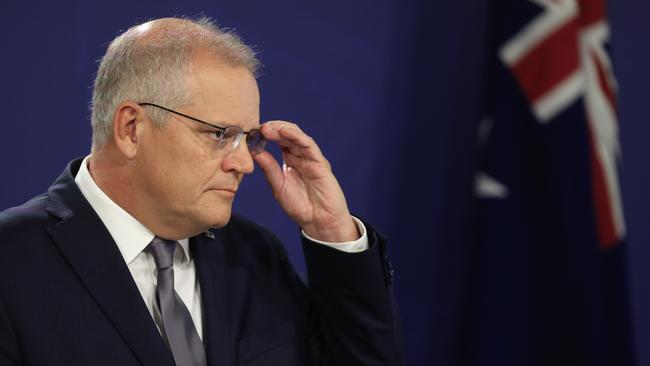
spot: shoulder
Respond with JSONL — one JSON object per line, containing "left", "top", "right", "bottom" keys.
{"left": 0, "top": 193, "right": 60, "bottom": 260}
{"left": 0, "top": 193, "right": 62, "bottom": 279}
{"left": 0, "top": 193, "right": 56, "bottom": 240}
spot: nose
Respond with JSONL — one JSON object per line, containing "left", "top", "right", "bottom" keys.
{"left": 221, "top": 141, "right": 254, "bottom": 175}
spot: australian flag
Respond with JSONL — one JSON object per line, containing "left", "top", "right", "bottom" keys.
{"left": 466, "top": 0, "right": 635, "bottom": 365}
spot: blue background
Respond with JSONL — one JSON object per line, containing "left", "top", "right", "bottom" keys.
{"left": 0, "top": 1, "right": 647, "bottom": 365}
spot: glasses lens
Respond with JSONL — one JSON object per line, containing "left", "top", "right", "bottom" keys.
{"left": 221, "top": 127, "right": 243, "bottom": 150}
{"left": 247, "top": 129, "right": 266, "bottom": 155}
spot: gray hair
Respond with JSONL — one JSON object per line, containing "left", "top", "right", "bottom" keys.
{"left": 90, "top": 17, "right": 260, "bottom": 147}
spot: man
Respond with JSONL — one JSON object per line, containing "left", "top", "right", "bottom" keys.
{"left": 0, "top": 17, "right": 402, "bottom": 366}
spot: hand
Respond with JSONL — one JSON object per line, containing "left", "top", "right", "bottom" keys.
{"left": 253, "top": 121, "right": 359, "bottom": 243}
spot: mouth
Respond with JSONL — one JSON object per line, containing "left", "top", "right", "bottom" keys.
{"left": 212, "top": 187, "right": 238, "bottom": 194}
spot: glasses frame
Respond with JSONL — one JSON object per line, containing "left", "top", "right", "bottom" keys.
{"left": 138, "top": 102, "right": 266, "bottom": 154}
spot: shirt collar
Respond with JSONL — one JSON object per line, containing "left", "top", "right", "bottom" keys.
{"left": 74, "top": 155, "right": 191, "bottom": 264}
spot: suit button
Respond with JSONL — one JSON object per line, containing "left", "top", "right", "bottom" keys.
{"left": 386, "top": 259, "right": 394, "bottom": 284}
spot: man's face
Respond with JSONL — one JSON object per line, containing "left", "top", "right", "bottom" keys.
{"left": 135, "top": 55, "right": 260, "bottom": 237}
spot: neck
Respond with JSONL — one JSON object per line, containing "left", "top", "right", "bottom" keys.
{"left": 88, "top": 148, "right": 139, "bottom": 222}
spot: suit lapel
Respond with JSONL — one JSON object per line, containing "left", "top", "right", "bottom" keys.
{"left": 45, "top": 159, "right": 174, "bottom": 366}
{"left": 192, "top": 233, "right": 233, "bottom": 366}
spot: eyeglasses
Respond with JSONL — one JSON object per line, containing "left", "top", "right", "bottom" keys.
{"left": 139, "top": 102, "right": 266, "bottom": 155}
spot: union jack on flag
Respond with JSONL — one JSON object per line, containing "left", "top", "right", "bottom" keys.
{"left": 468, "top": 0, "right": 635, "bottom": 364}
{"left": 499, "top": 0, "right": 624, "bottom": 249}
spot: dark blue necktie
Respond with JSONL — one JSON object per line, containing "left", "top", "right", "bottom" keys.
{"left": 149, "top": 237, "right": 207, "bottom": 366}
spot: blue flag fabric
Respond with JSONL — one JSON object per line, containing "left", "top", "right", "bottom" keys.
{"left": 464, "top": 0, "right": 635, "bottom": 365}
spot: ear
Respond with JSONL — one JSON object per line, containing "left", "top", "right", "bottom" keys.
{"left": 111, "top": 101, "right": 146, "bottom": 159}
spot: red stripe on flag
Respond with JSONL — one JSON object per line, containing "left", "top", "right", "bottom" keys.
{"left": 591, "top": 49, "right": 618, "bottom": 114}
{"left": 577, "top": 0, "right": 606, "bottom": 28}
{"left": 587, "top": 124, "right": 619, "bottom": 250}
{"left": 510, "top": 18, "right": 580, "bottom": 104}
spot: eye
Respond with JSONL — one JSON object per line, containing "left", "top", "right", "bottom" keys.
{"left": 207, "top": 129, "right": 224, "bottom": 140}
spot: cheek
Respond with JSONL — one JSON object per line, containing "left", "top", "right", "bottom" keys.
{"left": 186, "top": 155, "right": 224, "bottom": 190}
{"left": 189, "top": 145, "right": 228, "bottom": 179}
{"left": 143, "top": 130, "right": 224, "bottom": 200}
{"left": 139, "top": 144, "right": 192, "bottom": 199}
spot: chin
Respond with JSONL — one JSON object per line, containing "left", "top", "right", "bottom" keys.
{"left": 209, "top": 215, "right": 232, "bottom": 229}
{"left": 190, "top": 200, "right": 233, "bottom": 230}
{"left": 203, "top": 208, "right": 232, "bottom": 229}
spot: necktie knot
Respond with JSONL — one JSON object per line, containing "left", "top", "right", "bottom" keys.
{"left": 149, "top": 237, "right": 176, "bottom": 270}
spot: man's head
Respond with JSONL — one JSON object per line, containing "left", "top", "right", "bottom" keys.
{"left": 91, "top": 17, "right": 260, "bottom": 147}
{"left": 89, "top": 17, "right": 262, "bottom": 239}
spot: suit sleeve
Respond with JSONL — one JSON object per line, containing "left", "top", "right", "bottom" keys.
{"left": 300, "top": 220, "right": 404, "bottom": 366}
{"left": 0, "top": 296, "right": 22, "bottom": 365}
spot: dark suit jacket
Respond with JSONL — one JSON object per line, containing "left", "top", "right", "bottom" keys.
{"left": 0, "top": 159, "right": 403, "bottom": 366}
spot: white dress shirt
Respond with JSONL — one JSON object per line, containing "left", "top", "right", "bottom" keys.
{"left": 74, "top": 155, "right": 368, "bottom": 339}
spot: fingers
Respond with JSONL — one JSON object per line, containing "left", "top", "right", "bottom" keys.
{"left": 253, "top": 150, "right": 284, "bottom": 193}
{"left": 261, "top": 121, "right": 325, "bottom": 162}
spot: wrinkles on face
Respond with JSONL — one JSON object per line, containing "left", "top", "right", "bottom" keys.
{"left": 133, "top": 59, "right": 260, "bottom": 236}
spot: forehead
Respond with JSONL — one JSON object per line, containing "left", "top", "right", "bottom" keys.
{"left": 184, "top": 55, "right": 260, "bottom": 129}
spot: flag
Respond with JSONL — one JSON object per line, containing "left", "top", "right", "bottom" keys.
{"left": 466, "top": 0, "right": 635, "bottom": 364}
